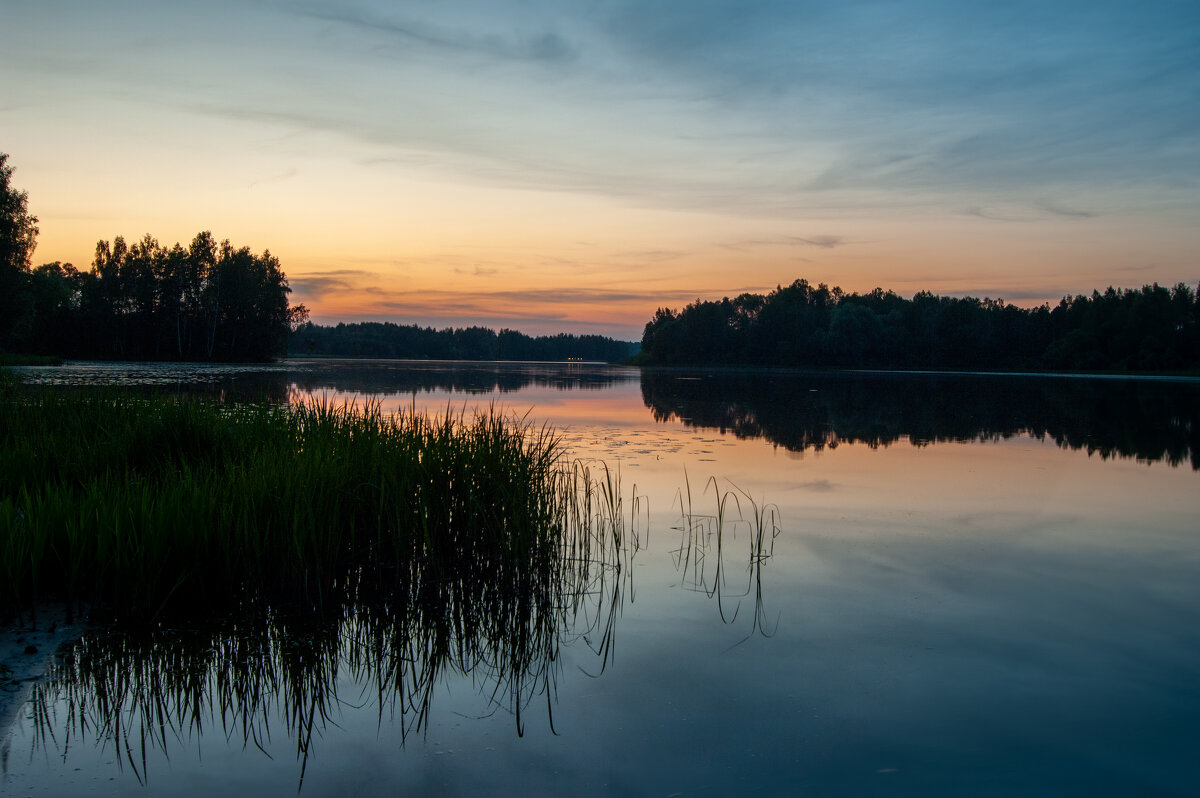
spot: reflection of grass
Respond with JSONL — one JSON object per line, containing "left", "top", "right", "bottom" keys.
{"left": 28, "top": 471, "right": 635, "bottom": 788}
{"left": 0, "top": 389, "right": 617, "bottom": 620}
{"left": 671, "top": 474, "right": 781, "bottom": 638}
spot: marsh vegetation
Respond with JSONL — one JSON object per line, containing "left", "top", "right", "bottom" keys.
{"left": 19, "top": 453, "right": 787, "bottom": 790}
{"left": 0, "top": 386, "right": 637, "bottom": 621}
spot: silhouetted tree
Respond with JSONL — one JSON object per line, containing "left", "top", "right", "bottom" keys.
{"left": 0, "top": 153, "right": 38, "bottom": 350}
{"left": 290, "top": 321, "right": 638, "bottom": 362}
{"left": 29, "top": 231, "right": 301, "bottom": 362}
{"left": 639, "top": 279, "right": 1200, "bottom": 373}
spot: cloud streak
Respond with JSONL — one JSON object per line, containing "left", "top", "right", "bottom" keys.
{"left": 284, "top": 1, "right": 579, "bottom": 64}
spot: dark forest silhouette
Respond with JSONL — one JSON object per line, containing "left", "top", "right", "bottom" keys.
{"left": 0, "top": 153, "right": 39, "bottom": 351}
{"left": 22, "top": 234, "right": 306, "bottom": 362}
{"left": 640, "top": 279, "right": 1200, "bottom": 373}
{"left": 291, "top": 321, "right": 639, "bottom": 363}
{"left": 2, "top": 154, "right": 306, "bottom": 362}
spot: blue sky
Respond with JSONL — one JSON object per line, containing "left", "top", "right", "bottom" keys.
{"left": 2, "top": 0, "right": 1197, "bottom": 337}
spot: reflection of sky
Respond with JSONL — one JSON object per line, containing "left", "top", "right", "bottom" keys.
{"left": 3, "top": 1, "right": 1198, "bottom": 337}
{"left": 8, "top": 368, "right": 1200, "bottom": 794}
{"left": 11, "top": 411, "right": 1200, "bottom": 794}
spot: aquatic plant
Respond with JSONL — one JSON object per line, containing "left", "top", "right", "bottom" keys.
{"left": 0, "top": 389, "right": 622, "bottom": 620}
{"left": 25, "top": 464, "right": 636, "bottom": 788}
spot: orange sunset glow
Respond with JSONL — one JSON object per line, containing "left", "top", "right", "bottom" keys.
{"left": 3, "top": 2, "right": 1197, "bottom": 340}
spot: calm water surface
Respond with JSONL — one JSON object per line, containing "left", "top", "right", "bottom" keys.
{"left": 4, "top": 360, "right": 1199, "bottom": 796}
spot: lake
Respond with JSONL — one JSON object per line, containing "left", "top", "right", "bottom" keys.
{"left": 3, "top": 360, "right": 1199, "bottom": 796}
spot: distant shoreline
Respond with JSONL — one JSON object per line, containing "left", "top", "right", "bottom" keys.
{"left": 6, "top": 357, "right": 1197, "bottom": 381}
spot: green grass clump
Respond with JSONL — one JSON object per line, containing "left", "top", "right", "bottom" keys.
{"left": 1, "top": 389, "right": 589, "bottom": 619}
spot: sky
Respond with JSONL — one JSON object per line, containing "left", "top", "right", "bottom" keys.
{"left": 2, "top": 0, "right": 1197, "bottom": 340}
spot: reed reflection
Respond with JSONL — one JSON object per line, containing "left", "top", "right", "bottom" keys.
{"left": 642, "top": 370, "right": 1200, "bottom": 469}
{"left": 28, "top": 460, "right": 640, "bottom": 789}
{"left": 671, "top": 477, "right": 781, "bottom": 640}
{"left": 23, "top": 468, "right": 781, "bottom": 790}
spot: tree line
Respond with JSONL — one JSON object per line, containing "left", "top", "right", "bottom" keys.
{"left": 640, "top": 279, "right": 1200, "bottom": 372}
{"left": 291, "top": 321, "right": 639, "bottom": 363}
{"left": 2, "top": 153, "right": 305, "bottom": 362}
{"left": 21, "top": 234, "right": 305, "bottom": 362}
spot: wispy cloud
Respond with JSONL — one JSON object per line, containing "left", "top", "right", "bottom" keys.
{"left": 715, "top": 235, "right": 845, "bottom": 251}
{"left": 790, "top": 235, "right": 844, "bottom": 249}
{"left": 284, "top": 2, "right": 579, "bottom": 64}
{"left": 453, "top": 265, "right": 499, "bottom": 277}
{"left": 287, "top": 269, "right": 378, "bottom": 298}
{"left": 1035, "top": 201, "right": 1097, "bottom": 219}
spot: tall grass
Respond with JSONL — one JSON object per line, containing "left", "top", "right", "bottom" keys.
{"left": 22, "top": 435, "right": 639, "bottom": 786}
{"left": 1, "top": 388, "right": 615, "bottom": 620}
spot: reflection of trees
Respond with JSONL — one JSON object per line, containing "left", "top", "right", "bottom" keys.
{"left": 285, "top": 360, "right": 637, "bottom": 395}
{"left": 642, "top": 370, "right": 1200, "bottom": 469}
{"left": 14, "top": 360, "right": 636, "bottom": 402}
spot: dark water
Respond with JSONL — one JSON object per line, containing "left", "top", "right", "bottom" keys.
{"left": 4, "top": 360, "right": 1199, "bottom": 796}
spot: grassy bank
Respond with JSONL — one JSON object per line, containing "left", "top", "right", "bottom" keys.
{"left": 1, "top": 387, "right": 618, "bottom": 620}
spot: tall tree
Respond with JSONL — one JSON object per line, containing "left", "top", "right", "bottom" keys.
{"left": 0, "top": 153, "right": 39, "bottom": 349}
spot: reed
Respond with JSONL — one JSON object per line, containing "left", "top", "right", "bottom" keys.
{"left": 26, "top": 465, "right": 634, "bottom": 786}
{"left": 1, "top": 388, "right": 616, "bottom": 620}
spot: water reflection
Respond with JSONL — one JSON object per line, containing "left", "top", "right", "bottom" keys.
{"left": 17, "top": 361, "right": 1197, "bottom": 468}
{"left": 28, "top": 509, "right": 629, "bottom": 789}
{"left": 286, "top": 359, "right": 636, "bottom": 396}
{"left": 642, "top": 369, "right": 1200, "bottom": 469}
{"left": 671, "top": 477, "right": 780, "bottom": 640}
{"left": 20, "top": 473, "right": 775, "bottom": 790}
{"left": 14, "top": 359, "right": 636, "bottom": 404}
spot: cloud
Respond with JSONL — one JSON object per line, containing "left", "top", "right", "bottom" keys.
{"left": 453, "top": 265, "right": 499, "bottom": 277}
{"left": 287, "top": 269, "right": 377, "bottom": 298}
{"left": 283, "top": 2, "right": 579, "bottom": 64}
{"left": 1034, "top": 201, "right": 1097, "bottom": 219}
{"left": 715, "top": 236, "right": 845, "bottom": 251}
{"left": 789, "top": 235, "right": 844, "bottom": 249}
{"left": 962, "top": 206, "right": 1016, "bottom": 222}
{"left": 962, "top": 203, "right": 1097, "bottom": 222}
